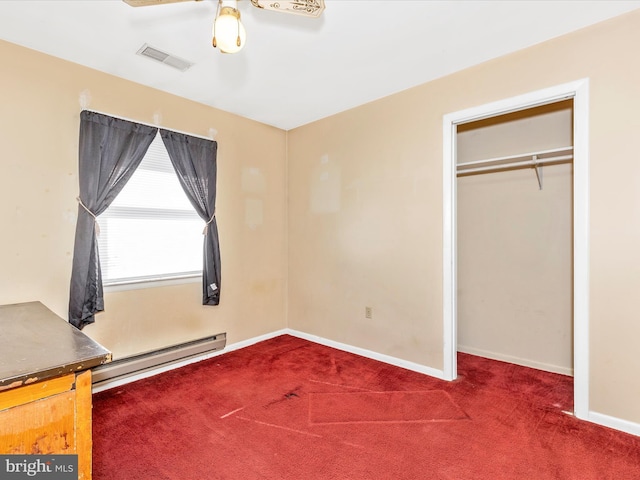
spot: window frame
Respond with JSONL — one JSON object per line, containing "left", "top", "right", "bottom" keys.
{"left": 97, "top": 133, "right": 205, "bottom": 290}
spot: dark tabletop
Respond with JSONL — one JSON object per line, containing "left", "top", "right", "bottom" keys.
{"left": 0, "top": 301, "right": 112, "bottom": 391}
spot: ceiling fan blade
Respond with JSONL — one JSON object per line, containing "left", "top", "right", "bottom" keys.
{"left": 123, "top": 0, "right": 202, "bottom": 7}
{"left": 250, "top": 0, "right": 325, "bottom": 18}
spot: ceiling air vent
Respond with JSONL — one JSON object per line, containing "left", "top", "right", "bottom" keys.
{"left": 136, "top": 44, "right": 194, "bottom": 72}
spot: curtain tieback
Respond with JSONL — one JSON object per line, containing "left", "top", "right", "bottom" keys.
{"left": 76, "top": 196, "right": 101, "bottom": 235}
{"left": 203, "top": 211, "right": 216, "bottom": 235}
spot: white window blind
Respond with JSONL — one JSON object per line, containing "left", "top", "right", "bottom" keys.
{"left": 97, "top": 133, "right": 203, "bottom": 285}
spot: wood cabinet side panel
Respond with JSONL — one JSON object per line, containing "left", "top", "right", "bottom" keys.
{"left": 75, "top": 370, "right": 92, "bottom": 480}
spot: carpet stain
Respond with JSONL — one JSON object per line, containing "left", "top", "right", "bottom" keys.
{"left": 264, "top": 386, "right": 303, "bottom": 408}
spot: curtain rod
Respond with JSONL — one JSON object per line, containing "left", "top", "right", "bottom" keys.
{"left": 81, "top": 109, "right": 217, "bottom": 142}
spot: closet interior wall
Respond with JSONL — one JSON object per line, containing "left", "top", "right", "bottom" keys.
{"left": 456, "top": 100, "right": 574, "bottom": 376}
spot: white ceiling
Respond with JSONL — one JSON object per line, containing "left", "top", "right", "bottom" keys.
{"left": 1, "top": 0, "right": 639, "bottom": 130}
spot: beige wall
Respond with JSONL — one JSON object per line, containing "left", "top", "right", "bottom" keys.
{"left": 0, "top": 39, "right": 287, "bottom": 358}
{"left": 287, "top": 94, "right": 444, "bottom": 366}
{"left": 457, "top": 103, "right": 573, "bottom": 375}
{"left": 288, "top": 10, "right": 640, "bottom": 423}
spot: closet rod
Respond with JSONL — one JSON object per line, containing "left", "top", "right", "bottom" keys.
{"left": 457, "top": 146, "right": 573, "bottom": 169}
{"left": 457, "top": 154, "right": 572, "bottom": 176}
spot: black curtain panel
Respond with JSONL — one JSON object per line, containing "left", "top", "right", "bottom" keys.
{"left": 160, "top": 129, "right": 221, "bottom": 306}
{"left": 69, "top": 111, "right": 157, "bottom": 329}
{"left": 160, "top": 129, "right": 220, "bottom": 305}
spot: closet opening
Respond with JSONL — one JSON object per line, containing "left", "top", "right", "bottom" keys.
{"left": 442, "top": 79, "right": 590, "bottom": 419}
{"left": 456, "top": 100, "right": 574, "bottom": 395}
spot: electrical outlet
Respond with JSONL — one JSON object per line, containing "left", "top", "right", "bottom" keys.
{"left": 365, "top": 306, "right": 372, "bottom": 319}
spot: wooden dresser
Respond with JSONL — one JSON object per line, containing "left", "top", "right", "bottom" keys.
{"left": 0, "top": 302, "right": 111, "bottom": 480}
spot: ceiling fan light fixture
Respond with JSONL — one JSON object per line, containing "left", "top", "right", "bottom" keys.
{"left": 212, "top": 2, "right": 246, "bottom": 54}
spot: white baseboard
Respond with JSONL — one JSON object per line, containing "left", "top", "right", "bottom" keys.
{"left": 457, "top": 344, "right": 574, "bottom": 377}
{"left": 285, "top": 329, "right": 446, "bottom": 380}
{"left": 93, "top": 328, "right": 445, "bottom": 393}
{"left": 588, "top": 410, "right": 640, "bottom": 437}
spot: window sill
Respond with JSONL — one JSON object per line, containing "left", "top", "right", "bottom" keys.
{"left": 104, "top": 274, "right": 201, "bottom": 293}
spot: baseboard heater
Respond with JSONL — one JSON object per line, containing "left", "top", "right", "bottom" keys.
{"left": 91, "top": 333, "right": 226, "bottom": 388}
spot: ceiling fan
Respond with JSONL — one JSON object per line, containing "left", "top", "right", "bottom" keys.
{"left": 123, "top": 0, "right": 326, "bottom": 54}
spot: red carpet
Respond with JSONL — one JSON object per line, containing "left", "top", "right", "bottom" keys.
{"left": 308, "top": 390, "right": 467, "bottom": 424}
{"left": 92, "top": 335, "right": 640, "bottom": 479}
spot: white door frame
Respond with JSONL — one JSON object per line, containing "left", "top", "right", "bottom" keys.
{"left": 442, "top": 79, "right": 590, "bottom": 419}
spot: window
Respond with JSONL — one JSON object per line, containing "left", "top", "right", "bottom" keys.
{"left": 97, "top": 133, "right": 203, "bottom": 285}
